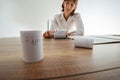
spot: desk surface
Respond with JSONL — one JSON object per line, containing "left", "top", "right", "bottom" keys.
{"left": 0, "top": 37, "right": 120, "bottom": 80}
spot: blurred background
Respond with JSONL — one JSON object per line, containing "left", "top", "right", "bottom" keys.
{"left": 0, "top": 0, "right": 120, "bottom": 37}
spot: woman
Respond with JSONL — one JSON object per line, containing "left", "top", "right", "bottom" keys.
{"left": 43, "top": 0, "right": 84, "bottom": 38}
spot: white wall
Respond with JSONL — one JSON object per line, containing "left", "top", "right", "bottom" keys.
{"left": 0, "top": 0, "right": 120, "bottom": 37}
{"left": 0, "top": 0, "right": 62, "bottom": 37}
{"left": 78, "top": 0, "right": 120, "bottom": 35}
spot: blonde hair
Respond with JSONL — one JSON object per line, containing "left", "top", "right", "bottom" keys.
{"left": 61, "top": 0, "right": 78, "bottom": 16}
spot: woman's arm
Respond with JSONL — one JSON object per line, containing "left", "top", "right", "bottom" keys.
{"left": 51, "top": 14, "right": 59, "bottom": 31}
{"left": 75, "top": 13, "right": 84, "bottom": 36}
{"left": 43, "top": 30, "right": 55, "bottom": 38}
{"left": 43, "top": 14, "right": 59, "bottom": 38}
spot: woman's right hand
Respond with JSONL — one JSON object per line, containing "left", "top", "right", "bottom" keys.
{"left": 43, "top": 30, "right": 55, "bottom": 38}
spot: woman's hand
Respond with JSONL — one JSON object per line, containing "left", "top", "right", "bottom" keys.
{"left": 67, "top": 31, "right": 75, "bottom": 36}
{"left": 43, "top": 30, "right": 55, "bottom": 38}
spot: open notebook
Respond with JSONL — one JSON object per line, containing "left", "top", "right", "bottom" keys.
{"left": 68, "top": 35, "right": 120, "bottom": 45}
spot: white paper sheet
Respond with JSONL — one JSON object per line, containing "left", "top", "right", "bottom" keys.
{"left": 93, "top": 35, "right": 120, "bottom": 40}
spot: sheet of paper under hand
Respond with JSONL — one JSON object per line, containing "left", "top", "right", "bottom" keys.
{"left": 54, "top": 30, "right": 67, "bottom": 39}
{"left": 74, "top": 37, "right": 94, "bottom": 48}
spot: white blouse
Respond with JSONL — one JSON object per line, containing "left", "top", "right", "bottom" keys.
{"left": 51, "top": 13, "right": 84, "bottom": 36}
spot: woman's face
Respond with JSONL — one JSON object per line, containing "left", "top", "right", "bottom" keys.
{"left": 63, "top": 0, "right": 76, "bottom": 15}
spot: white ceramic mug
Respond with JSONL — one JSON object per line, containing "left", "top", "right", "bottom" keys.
{"left": 54, "top": 29, "right": 67, "bottom": 39}
{"left": 74, "top": 37, "right": 94, "bottom": 48}
{"left": 20, "top": 31, "right": 43, "bottom": 63}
